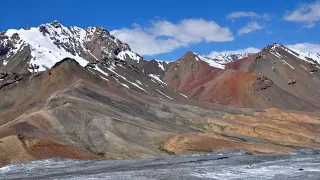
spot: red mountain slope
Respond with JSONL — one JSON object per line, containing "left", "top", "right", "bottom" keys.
{"left": 164, "top": 45, "right": 320, "bottom": 110}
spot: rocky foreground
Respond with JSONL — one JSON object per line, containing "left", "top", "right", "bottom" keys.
{"left": 0, "top": 150, "right": 319, "bottom": 180}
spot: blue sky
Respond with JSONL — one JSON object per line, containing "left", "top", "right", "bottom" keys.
{"left": 2, "top": 0, "right": 320, "bottom": 61}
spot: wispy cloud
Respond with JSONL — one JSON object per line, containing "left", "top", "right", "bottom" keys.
{"left": 284, "top": 0, "right": 320, "bottom": 28}
{"left": 238, "top": 22, "right": 264, "bottom": 36}
{"left": 227, "top": 11, "right": 272, "bottom": 21}
{"left": 111, "top": 19, "right": 234, "bottom": 56}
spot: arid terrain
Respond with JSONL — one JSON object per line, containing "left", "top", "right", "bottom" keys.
{"left": 0, "top": 22, "right": 320, "bottom": 170}
{"left": 1, "top": 58, "right": 320, "bottom": 168}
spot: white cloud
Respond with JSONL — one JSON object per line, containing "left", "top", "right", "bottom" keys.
{"left": 207, "top": 47, "right": 260, "bottom": 56}
{"left": 111, "top": 26, "right": 181, "bottom": 56}
{"left": 150, "top": 19, "right": 234, "bottom": 43}
{"left": 287, "top": 43, "right": 320, "bottom": 53}
{"left": 227, "top": 11, "right": 271, "bottom": 20}
{"left": 111, "top": 19, "right": 234, "bottom": 56}
{"left": 238, "top": 22, "right": 264, "bottom": 35}
{"left": 284, "top": 1, "right": 320, "bottom": 28}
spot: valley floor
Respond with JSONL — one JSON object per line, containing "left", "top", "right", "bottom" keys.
{"left": 0, "top": 151, "right": 320, "bottom": 180}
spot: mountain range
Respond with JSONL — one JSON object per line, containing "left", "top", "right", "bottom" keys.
{"left": 1, "top": 21, "right": 320, "bottom": 167}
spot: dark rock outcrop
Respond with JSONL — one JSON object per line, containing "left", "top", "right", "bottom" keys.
{"left": 254, "top": 74, "right": 273, "bottom": 91}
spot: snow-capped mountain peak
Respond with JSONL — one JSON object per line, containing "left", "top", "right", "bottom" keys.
{"left": 0, "top": 21, "right": 141, "bottom": 73}
{"left": 204, "top": 47, "right": 260, "bottom": 64}
{"left": 266, "top": 43, "right": 320, "bottom": 65}
{"left": 207, "top": 52, "right": 255, "bottom": 64}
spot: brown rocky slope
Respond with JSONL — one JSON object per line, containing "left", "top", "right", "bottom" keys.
{"left": 0, "top": 57, "right": 320, "bottom": 167}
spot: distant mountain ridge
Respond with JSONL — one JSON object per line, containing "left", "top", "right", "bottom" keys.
{"left": 206, "top": 52, "right": 255, "bottom": 64}
{"left": 202, "top": 45, "right": 320, "bottom": 65}
{"left": 164, "top": 43, "right": 320, "bottom": 110}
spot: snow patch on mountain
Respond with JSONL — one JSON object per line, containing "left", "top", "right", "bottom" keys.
{"left": 154, "top": 60, "right": 170, "bottom": 71}
{"left": 156, "top": 89, "right": 173, "bottom": 100}
{"left": 5, "top": 25, "right": 90, "bottom": 71}
{"left": 199, "top": 56, "right": 225, "bottom": 69}
{"left": 193, "top": 53, "right": 225, "bottom": 69}
{"left": 149, "top": 74, "right": 167, "bottom": 85}
{"left": 180, "top": 93, "right": 188, "bottom": 98}
{"left": 117, "top": 50, "right": 141, "bottom": 62}
{"left": 105, "top": 63, "right": 149, "bottom": 92}
{"left": 94, "top": 66, "right": 109, "bottom": 77}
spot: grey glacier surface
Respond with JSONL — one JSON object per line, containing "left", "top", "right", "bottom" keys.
{"left": 0, "top": 151, "right": 320, "bottom": 180}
